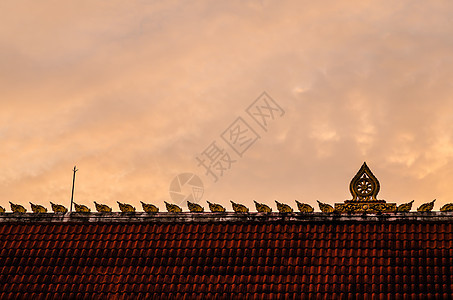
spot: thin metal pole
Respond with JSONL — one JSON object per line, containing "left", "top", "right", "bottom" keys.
{"left": 70, "top": 166, "right": 78, "bottom": 213}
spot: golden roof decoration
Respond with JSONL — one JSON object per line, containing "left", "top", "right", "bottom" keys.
{"left": 397, "top": 200, "right": 414, "bottom": 212}
{"left": 275, "top": 200, "right": 293, "bottom": 213}
{"left": 187, "top": 201, "right": 204, "bottom": 212}
{"left": 117, "top": 201, "right": 136, "bottom": 213}
{"left": 230, "top": 201, "right": 249, "bottom": 213}
{"left": 317, "top": 200, "right": 334, "bottom": 213}
{"left": 3, "top": 161, "right": 450, "bottom": 215}
{"left": 141, "top": 201, "right": 159, "bottom": 213}
{"left": 295, "top": 200, "right": 314, "bottom": 213}
{"left": 30, "top": 202, "right": 47, "bottom": 213}
{"left": 348, "top": 162, "right": 382, "bottom": 202}
{"left": 94, "top": 201, "right": 112, "bottom": 213}
{"left": 440, "top": 203, "right": 453, "bottom": 212}
{"left": 10, "top": 202, "right": 26, "bottom": 213}
{"left": 207, "top": 201, "right": 225, "bottom": 212}
{"left": 417, "top": 199, "right": 435, "bottom": 212}
{"left": 165, "top": 201, "right": 182, "bottom": 213}
{"left": 335, "top": 162, "right": 397, "bottom": 213}
{"left": 254, "top": 200, "right": 272, "bottom": 213}
{"left": 50, "top": 202, "right": 68, "bottom": 213}
{"left": 74, "top": 203, "right": 90, "bottom": 213}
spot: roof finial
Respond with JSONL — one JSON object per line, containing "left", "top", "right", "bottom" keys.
{"left": 334, "top": 163, "right": 397, "bottom": 213}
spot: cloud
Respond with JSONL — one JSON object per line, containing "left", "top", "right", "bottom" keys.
{"left": 1, "top": 0, "right": 453, "bottom": 212}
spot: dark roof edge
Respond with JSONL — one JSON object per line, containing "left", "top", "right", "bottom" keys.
{"left": 0, "top": 212, "right": 453, "bottom": 223}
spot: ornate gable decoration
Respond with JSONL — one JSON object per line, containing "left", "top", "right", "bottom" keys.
{"left": 335, "top": 162, "right": 397, "bottom": 213}
{"left": 347, "top": 162, "right": 382, "bottom": 203}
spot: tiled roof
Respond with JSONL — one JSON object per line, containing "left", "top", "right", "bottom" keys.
{"left": 1, "top": 213, "right": 453, "bottom": 298}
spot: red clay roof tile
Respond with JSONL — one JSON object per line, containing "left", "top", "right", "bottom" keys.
{"left": 0, "top": 218, "right": 453, "bottom": 297}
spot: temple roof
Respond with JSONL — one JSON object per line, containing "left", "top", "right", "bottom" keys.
{"left": 1, "top": 213, "right": 453, "bottom": 298}
{"left": 0, "top": 211, "right": 453, "bottom": 223}
{"left": 2, "top": 162, "right": 452, "bottom": 297}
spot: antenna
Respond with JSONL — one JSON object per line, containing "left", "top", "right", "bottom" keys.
{"left": 70, "top": 166, "right": 78, "bottom": 213}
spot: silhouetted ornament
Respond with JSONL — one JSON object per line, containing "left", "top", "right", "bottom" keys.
{"left": 0, "top": 206, "right": 5, "bottom": 213}
{"left": 94, "top": 201, "right": 112, "bottom": 213}
{"left": 165, "top": 201, "right": 182, "bottom": 213}
{"left": 117, "top": 201, "right": 136, "bottom": 213}
{"left": 417, "top": 199, "right": 435, "bottom": 212}
{"left": 50, "top": 202, "right": 68, "bottom": 213}
{"left": 335, "top": 162, "right": 397, "bottom": 213}
{"left": 348, "top": 162, "right": 381, "bottom": 202}
{"left": 207, "top": 201, "right": 225, "bottom": 212}
{"left": 397, "top": 200, "right": 414, "bottom": 212}
{"left": 317, "top": 200, "right": 334, "bottom": 213}
{"left": 275, "top": 200, "right": 293, "bottom": 213}
{"left": 74, "top": 203, "right": 91, "bottom": 213}
{"left": 30, "top": 202, "right": 47, "bottom": 213}
{"left": 187, "top": 201, "right": 204, "bottom": 212}
{"left": 230, "top": 200, "right": 249, "bottom": 213}
{"left": 141, "top": 201, "right": 159, "bottom": 213}
{"left": 254, "top": 200, "right": 272, "bottom": 213}
{"left": 10, "top": 202, "right": 26, "bottom": 213}
{"left": 440, "top": 203, "right": 453, "bottom": 212}
{"left": 295, "top": 200, "right": 314, "bottom": 213}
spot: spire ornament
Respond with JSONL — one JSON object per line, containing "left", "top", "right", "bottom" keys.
{"left": 335, "top": 162, "right": 397, "bottom": 213}
{"left": 347, "top": 162, "right": 383, "bottom": 203}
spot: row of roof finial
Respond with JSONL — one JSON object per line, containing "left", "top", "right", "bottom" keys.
{"left": 3, "top": 199, "right": 453, "bottom": 214}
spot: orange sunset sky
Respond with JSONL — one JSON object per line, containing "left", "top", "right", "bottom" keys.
{"left": 2, "top": 1, "right": 453, "bottom": 212}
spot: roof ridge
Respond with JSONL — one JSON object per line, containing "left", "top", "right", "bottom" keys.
{"left": 0, "top": 212, "right": 453, "bottom": 223}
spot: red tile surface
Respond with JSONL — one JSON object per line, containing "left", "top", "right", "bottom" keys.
{"left": 0, "top": 221, "right": 452, "bottom": 298}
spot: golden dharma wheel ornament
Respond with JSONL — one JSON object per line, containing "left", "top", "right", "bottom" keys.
{"left": 349, "top": 162, "right": 381, "bottom": 202}
{"left": 334, "top": 162, "right": 397, "bottom": 213}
